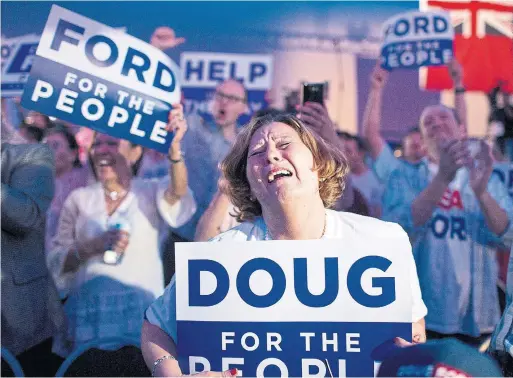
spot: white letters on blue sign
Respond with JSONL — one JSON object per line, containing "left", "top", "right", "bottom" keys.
{"left": 20, "top": 5, "right": 181, "bottom": 153}
{"left": 180, "top": 52, "right": 273, "bottom": 90}
{"left": 175, "top": 238, "right": 414, "bottom": 377}
{"left": 380, "top": 10, "right": 454, "bottom": 70}
{"left": 35, "top": 5, "right": 180, "bottom": 104}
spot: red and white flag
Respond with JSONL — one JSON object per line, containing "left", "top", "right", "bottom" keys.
{"left": 419, "top": 0, "right": 513, "bottom": 93}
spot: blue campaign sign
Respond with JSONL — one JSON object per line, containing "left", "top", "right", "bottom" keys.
{"left": 2, "top": 34, "right": 40, "bottom": 97}
{"left": 21, "top": 6, "right": 181, "bottom": 153}
{"left": 380, "top": 10, "right": 454, "bottom": 70}
{"left": 175, "top": 238, "right": 414, "bottom": 377}
{"left": 180, "top": 52, "right": 273, "bottom": 126}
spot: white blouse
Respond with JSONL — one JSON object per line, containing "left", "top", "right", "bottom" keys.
{"left": 47, "top": 177, "right": 196, "bottom": 352}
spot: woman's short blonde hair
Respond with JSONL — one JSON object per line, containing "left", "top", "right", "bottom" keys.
{"left": 221, "top": 113, "right": 349, "bottom": 223}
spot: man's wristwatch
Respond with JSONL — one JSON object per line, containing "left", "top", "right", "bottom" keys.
{"left": 455, "top": 87, "right": 466, "bottom": 94}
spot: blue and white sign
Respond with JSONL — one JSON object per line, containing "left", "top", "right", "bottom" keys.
{"left": 180, "top": 52, "right": 273, "bottom": 125}
{"left": 21, "top": 6, "right": 180, "bottom": 153}
{"left": 175, "top": 238, "right": 413, "bottom": 377}
{"left": 2, "top": 34, "right": 40, "bottom": 97}
{"left": 380, "top": 10, "right": 454, "bottom": 71}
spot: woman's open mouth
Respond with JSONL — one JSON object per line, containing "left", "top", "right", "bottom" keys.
{"left": 95, "top": 155, "right": 115, "bottom": 167}
{"left": 267, "top": 169, "right": 293, "bottom": 183}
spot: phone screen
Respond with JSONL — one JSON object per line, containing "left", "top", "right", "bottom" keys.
{"left": 302, "top": 83, "right": 325, "bottom": 105}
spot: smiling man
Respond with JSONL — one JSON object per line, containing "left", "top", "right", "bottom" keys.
{"left": 382, "top": 103, "right": 513, "bottom": 346}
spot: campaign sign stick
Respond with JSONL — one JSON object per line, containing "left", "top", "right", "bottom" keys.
{"left": 21, "top": 5, "right": 180, "bottom": 153}
{"left": 176, "top": 237, "right": 414, "bottom": 377}
{"left": 180, "top": 52, "right": 273, "bottom": 125}
{"left": 381, "top": 10, "right": 454, "bottom": 70}
{"left": 2, "top": 34, "right": 40, "bottom": 97}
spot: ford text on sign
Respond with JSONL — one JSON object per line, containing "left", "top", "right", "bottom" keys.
{"left": 175, "top": 238, "right": 414, "bottom": 377}
{"left": 21, "top": 5, "right": 181, "bottom": 153}
{"left": 380, "top": 10, "right": 454, "bottom": 70}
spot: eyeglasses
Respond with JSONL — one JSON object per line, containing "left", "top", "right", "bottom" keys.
{"left": 214, "top": 91, "right": 246, "bottom": 104}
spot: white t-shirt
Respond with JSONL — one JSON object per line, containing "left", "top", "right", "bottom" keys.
{"left": 145, "top": 209, "right": 427, "bottom": 342}
{"left": 427, "top": 163, "right": 472, "bottom": 319}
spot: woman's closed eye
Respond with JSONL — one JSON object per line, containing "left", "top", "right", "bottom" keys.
{"left": 249, "top": 149, "right": 264, "bottom": 157}
{"left": 278, "top": 142, "right": 291, "bottom": 149}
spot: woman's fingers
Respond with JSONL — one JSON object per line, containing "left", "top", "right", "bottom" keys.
{"left": 394, "top": 337, "right": 414, "bottom": 347}
{"left": 190, "top": 368, "right": 238, "bottom": 377}
{"left": 167, "top": 104, "right": 186, "bottom": 132}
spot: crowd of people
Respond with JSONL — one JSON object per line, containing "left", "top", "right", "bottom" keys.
{"left": 1, "top": 25, "right": 513, "bottom": 377}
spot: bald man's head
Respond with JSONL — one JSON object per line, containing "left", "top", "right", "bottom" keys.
{"left": 212, "top": 79, "right": 248, "bottom": 128}
{"left": 419, "top": 104, "right": 465, "bottom": 160}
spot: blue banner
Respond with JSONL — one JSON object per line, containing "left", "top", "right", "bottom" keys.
{"left": 175, "top": 239, "right": 414, "bottom": 377}
{"left": 180, "top": 52, "right": 273, "bottom": 125}
{"left": 380, "top": 10, "right": 454, "bottom": 70}
{"left": 2, "top": 34, "right": 39, "bottom": 97}
{"left": 178, "top": 321, "right": 409, "bottom": 377}
{"left": 20, "top": 5, "right": 181, "bottom": 153}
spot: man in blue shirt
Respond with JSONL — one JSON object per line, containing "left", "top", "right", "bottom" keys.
{"left": 362, "top": 60, "right": 466, "bottom": 184}
{"left": 175, "top": 78, "right": 248, "bottom": 242}
{"left": 382, "top": 103, "right": 513, "bottom": 346}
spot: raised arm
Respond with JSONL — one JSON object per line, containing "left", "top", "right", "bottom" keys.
{"left": 297, "top": 101, "right": 345, "bottom": 151}
{"left": 150, "top": 26, "right": 186, "bottom": 51}
{"left": 1, "top": 98, "right": 28, "bottom": 144}
{"left": 1, "top": 144, "right": 55, "bottom": 235}
{"left": 164, "top": 104, "right": 189, "bottom": 206}
{"left": 362, "top": 62, "right": 389, "bottom": 159}
{"left": 449, "top": 59, "right": 467, "bottom": 133}
{"left": 195, "top": 177, "right": 234, "bottom": 241}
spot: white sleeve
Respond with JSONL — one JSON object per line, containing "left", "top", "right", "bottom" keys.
{"left": 145, "top": 276, "right": 178, "bottom": 342}
{"left": 46, "top": 191, "right": 80, "bottom": 299}
{"left": 407, "top": 240, "right": 428, "bottom": 323}
{"left": 156, "top": 179, "right": 197, "bottom": 228}
{"left": 390, "top": 222, "right": 428, "bottom": 323}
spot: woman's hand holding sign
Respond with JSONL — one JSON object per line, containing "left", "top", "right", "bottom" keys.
{"left": 188, "top": 369, "right": 239, "bottom": 377}
{"left": 163, "top": 104, "right": 189, "bottom": 206}
{"left": 167, "top": 103, "right": 188, "bottom": 155}
{"left": 448, "top": 59, "right": 463, "bottom": 88}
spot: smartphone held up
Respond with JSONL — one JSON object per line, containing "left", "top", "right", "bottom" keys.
{"left": 301, "top": 82, "right": 327, "bottom": 106}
